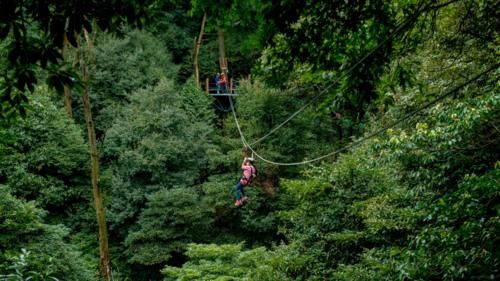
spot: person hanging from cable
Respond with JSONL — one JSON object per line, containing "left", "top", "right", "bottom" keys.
{"left": 234, "top": 147, "right": 256, "bottom": 207}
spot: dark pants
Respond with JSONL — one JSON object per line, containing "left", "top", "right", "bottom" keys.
{"left": 235, "top": 179, "right": 245, "bottom": 200}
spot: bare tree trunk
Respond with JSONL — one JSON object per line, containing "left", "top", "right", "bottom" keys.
{"left": 217, "top": 28, "right": 227, "bottom": 75}
{"left": 192, "top": 37, "right": 197, "bottom": 83}
{"left": 62, "top": 34, "right": 73, "bottom": 118}
{"left": 81, "top": 28, "right": 111, "bottom": 281}
{"left": 63, "top": 85, "right": 73, "bottom": 118}
{"left": 81, "top": 82, "right": 110, "bottom": 281}
{"left": 193, "top": 13, "right": 206, "bottom": 88}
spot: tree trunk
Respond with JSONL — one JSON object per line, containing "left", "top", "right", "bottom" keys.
{"left": 63, "top": 85, "right": 73, "bottom": 118}
{"left": 81, "top": 82, "right": 110, "bottom": 281}
{"left": 217, "top": 28, "right": 227, "bottom": 75}
{"left": 192, "top": 37, "right": 197, "bottom": 85}
{"left": 81, "top": 28, "right": 111, "bottom": 281}
{"left": 193, "top": 13, "right": 206, "bottom": 88}
{"left": 62, "top": 34, "right": 73, "bottom": 118}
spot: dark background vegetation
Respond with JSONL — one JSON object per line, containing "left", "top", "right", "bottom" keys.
{"left": 1, "top": 0, "right": 499, "bottom": 280}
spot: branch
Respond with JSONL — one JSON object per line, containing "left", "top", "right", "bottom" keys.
{"left": 429, "top": 0, "right": 462, "bottom": 10}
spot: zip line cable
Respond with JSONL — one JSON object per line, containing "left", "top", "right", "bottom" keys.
{"left": 247, "top": 3, "right": 429, "bottom": 146}
{"left": 230, "top": 63, "right": 499, "bottom": 166}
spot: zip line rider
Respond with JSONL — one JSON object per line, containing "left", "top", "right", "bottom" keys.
{"left": 234, "top": 152, "right": 256, "bottom": 207}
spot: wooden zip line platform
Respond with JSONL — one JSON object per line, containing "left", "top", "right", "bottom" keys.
{"left": 204, "top": 77, "right": 240, "bottom": 96}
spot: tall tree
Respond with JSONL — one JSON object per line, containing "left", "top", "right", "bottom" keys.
{"left": 89, "top": 29, "right": 177, "bottom": 136}
{"left": 61, "top": 37, "right": 74, "bottom": 118}
{"left": 76, "top": 28, "right": 111, "bottom": 280}
{"left": 193, "top": 13, "right": 207, "bottom": 88}
{"left": 189, "top": 0, "right": 269, "bottom": 78}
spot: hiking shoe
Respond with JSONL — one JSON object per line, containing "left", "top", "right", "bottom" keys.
{"left": 235, "top": 200, "right": 242, "bottom": 206}
{"left": 242, "top": 196, "right": 249, "bottom": 202}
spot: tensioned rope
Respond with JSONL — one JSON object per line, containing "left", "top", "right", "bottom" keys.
{"left": 247, "top": 2, "right": 429, "bottom": 147}
{"left": 230, "top": 63, "right": 499, "bottom": 166}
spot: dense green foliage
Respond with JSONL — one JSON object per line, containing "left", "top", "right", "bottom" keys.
{"left": 163, "top": 243, "right": 282, "bottom": 280}
{"left": 1, "top": 0, "right": 498, "bottom": 280}
{"left": 0, "top": 187, "right": 93, "bottom": 281}
{"left": 0, "top": 0, "right": 154, "bottom": 117}
{"left": 90, "top": 29, "right": 178, "bottom": 134}
{"left": 0, "top": 90, "right": 90, "bottom": 225}
{"left": 103, "top": 79, "right": 215, "bottom": 228}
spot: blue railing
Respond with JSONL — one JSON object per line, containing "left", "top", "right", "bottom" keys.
{"left": 204, "top": 78, "right": 240, "bottom": 96}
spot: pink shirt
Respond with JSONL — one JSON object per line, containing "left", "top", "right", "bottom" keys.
{"left": 243, "top": 165, "right": 253, "bottom": 179}
{"left": 242, "top": 165, "right": 254, "bottom": 179}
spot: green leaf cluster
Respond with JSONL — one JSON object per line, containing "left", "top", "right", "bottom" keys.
{"left": 163, "top": 243, "right": 285, "bottom": 281}
{"left": 0, "top": 88, "right": 90, "bottom": 224}
{"left": 0, "top": 187, "right": 94, "bottom": 281}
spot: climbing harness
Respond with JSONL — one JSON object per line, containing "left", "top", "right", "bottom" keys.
{"left": 240, "top": 165, "right": 256, "bottom": 186}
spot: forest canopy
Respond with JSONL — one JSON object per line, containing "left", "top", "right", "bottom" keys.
{"left": 0, "top": 0, "right": 499, "bottom": 281}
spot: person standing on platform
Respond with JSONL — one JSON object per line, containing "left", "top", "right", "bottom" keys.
{"left": 215, "top": 73, "right": 221, "bottom": 94}
{"left": 220, "top": 73, "right": 227, "bottom": 93}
